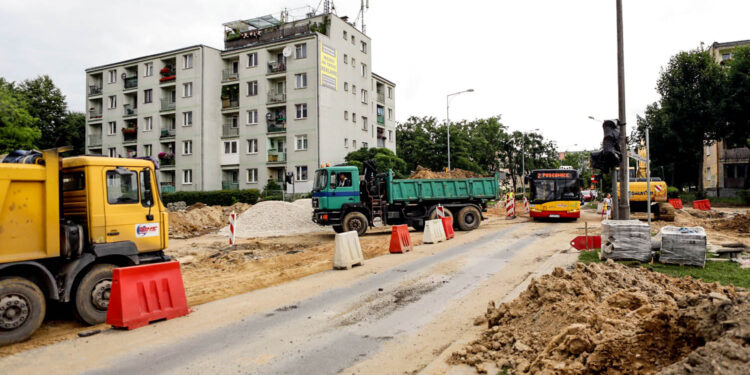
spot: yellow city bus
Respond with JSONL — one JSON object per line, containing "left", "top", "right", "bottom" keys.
{"left": 527, "top": 169, "right": 582, "bottom": 220}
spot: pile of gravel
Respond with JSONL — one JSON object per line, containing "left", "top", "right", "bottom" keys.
{"left": 219, "top": 200, "right": 327, "bottom": 238}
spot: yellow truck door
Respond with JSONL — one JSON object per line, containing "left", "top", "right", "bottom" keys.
{"left": 102, "top": 167, "right": 162, "bottom": 252}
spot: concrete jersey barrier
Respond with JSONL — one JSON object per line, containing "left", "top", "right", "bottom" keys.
{"left": 423, "top": 219, "right": 446, "bottom": 244}
{"left": 333, "top": 231, "right": 364, "bottom": 270}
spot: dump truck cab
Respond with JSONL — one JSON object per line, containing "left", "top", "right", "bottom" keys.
{"left": 312, "top": 166, "right": 363, "bottom": 226}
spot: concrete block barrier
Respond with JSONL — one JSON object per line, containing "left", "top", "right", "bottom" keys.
{"left": 423, "top": 219, "right": 446, "bottom": 244}
{"left": 333, "top": 231, "right": 364, "bottom": 270}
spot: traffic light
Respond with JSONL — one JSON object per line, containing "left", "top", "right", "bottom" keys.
{"left": 285, "top": 172, "right": 294, "bottom": 184}
{"left": 590, "top": 119, "right": 621, "bottom": 170}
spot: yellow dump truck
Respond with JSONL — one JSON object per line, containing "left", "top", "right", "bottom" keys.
{"left": 0, "top": 148, "right": 169, "bottom": 345}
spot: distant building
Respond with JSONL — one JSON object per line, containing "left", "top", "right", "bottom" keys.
{"left": 702, "top": 40, "right": 750, "bottom": 197}
{"left": 85, "top": 9, "right": 396, "bottom": 193}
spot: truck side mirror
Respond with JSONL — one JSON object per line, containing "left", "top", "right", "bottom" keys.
{"left": 142, "top": 168, "right": 154, "bottom": 207}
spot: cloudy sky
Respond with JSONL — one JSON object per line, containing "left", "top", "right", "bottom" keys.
{"left": 1, "top": 0, "right": 748, "bottom": 151}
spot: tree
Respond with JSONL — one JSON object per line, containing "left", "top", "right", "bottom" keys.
{"left": 499, "top": 131, "right": 559, "bottom": 192}
{"left": 16, "top": 76, "right": 69, "bottom": 150}
{"left": 0, "top": 80, "right": 40, "bottom": 153}
{"left": 723, "top": 45, "right": 750, "bottom": 148}
{"left": 344, "top": 147, "right": 408, "bottom": 178}
{"left": 562, "top": 151, "right": 593, "bottom": 185}
{"left": 60, "top": 112, "right": 86, "bottom": 155}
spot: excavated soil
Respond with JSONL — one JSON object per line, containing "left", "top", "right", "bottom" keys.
{"left": 712, "top": 211, "right": 750, "bottom": 233}
{"left": 409, "top": 166, "right": 483, "bottom": 179}
{"left": 449, "top": 261, "right": 750, "bottom": 374}
{"left": 169, "top": 202, "right": 252, "bottom": 238}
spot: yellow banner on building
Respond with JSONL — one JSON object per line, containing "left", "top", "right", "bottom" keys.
{"left": 320, "top": 43, "right": 337, "bottom": 90}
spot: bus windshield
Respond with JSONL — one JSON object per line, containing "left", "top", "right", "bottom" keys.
{"left": 313, "top": 170, "right": 328, "bottom": 191}
{"left": 529, "top": 171, "right": 581, "bottom": 203}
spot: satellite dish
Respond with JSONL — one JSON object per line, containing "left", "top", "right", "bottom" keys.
{"left": 282, "top": 46, "right": 293, "bottom": 57}
{"left": 121, "top": 73, "right": 127, "bottom": 79}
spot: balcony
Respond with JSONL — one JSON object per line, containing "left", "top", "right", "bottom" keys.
{"left": 377, "top": 92, "right": 385, "bottom": 103}
{"left": 377, "top": 115, "right": 385, "bottom": 124}
{"left": 222, "top": 97, "right": 239, "bottom": 110}
{"left": 88, "top": 85, "right": 102, "bottom": 96}
{"left": 159, "top": 158, "right": 175, "bottom": 169}
{"left": 88, "top": 134, "right": 102, "bottom": 147}
{"left": 267, "top": 91, "right": 286, "bottom": 104}
{"left": 378, "top": 138, "right": 386, "bottom": 148}
{"left": 160, "top": 127, "right": 175, "bottom": 139}
{"left": 222, "top": 69, "right": 239, "bottom": 82}
{"left": 160, "top": 98, "right": 176, "bottom": 112}
{"left": 88, "top": 109, "right": 102, "bottom": 120}
{"left": 222, "top": 123, "right": 239, "bottom": 138}
{"left": 222, "top": 181, "right": 240, "bottom": 190}
{"left": 159, "top": 66, "right": 176, "bottom": 84}
{"left": 267, "top": 122, "right": 286, "bottom": 133}
{"left": 160, "top": 182, "right": 175, "bottom": 193}
{"left": 123, "top": 104, "right": 137, "bottom": 117}
{"left": 267, "top": 61, "right": 286, "bottom": 75}
{"left": 267, "top": 150, "right": 286, "bottom": 164}
{"left": 123, "top": 76, "right": 138, "bottom": 90}
{"left": 122, "top": 128, "right": 137, "bottom": 143}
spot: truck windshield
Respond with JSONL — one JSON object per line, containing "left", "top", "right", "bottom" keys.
{"left": 313, "top": 170, "right": 327, "bottom": 191}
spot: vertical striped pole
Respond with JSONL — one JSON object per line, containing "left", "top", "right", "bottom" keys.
{"left": 229, "top": 211, "right": 236, "bottom": 245}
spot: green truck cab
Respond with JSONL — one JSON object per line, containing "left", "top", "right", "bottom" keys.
{"left": 312, "top": 164, "right": 499, "bottom": 236}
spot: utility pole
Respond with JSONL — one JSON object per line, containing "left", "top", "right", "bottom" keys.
{"left": 646, "top": 127, "right": 651, "bottom": 227}
{"left": 616, "top": 0, "right": 629, "bottom": 219}
{"left": 446, "top": 89, "right": 474, "bottom": 170}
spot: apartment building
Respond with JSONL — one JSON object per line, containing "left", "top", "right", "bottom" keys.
{"left": 701, "top": 40, "right": 750, "bottom": 197}
{"left": 85, "top": 11, "right": 396, "bottom": 193}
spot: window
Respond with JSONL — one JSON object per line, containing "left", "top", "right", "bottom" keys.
{"left": 351, "top": 35, "right": 355, "bottom": 44}
{"left": 352, "top": 58, "right": 356, "bottom": 68}
{"left": 183, "top": 82, "right": 192, "bottom": 97}
{"left": 247, "top": 168, "right": 258, "bottom": 183}
{"left": 361, "top": 64, "right": 366, "bottom": 77}
{"left": 62, "top": 172, "right": 86, "bottom": 192}
{"left": 344, "top": 82, "right": 349, "bottom": 92}
{"left": 144, "top": 89, "right": 152, "bottom": 103}
{"left": 182, "top": 140, "right": 192, "bottom": 155}
{"left": 108, "top": 147, "right": 116, "bottom": 157}
{"left": 182, "top": 111, "right": 193, "bottom": 126}
{"left": 108, "top": 69, "right": 117, "bottom": 83}
{"left": 247, "top": 110, "right": 258, "bottom": 125}
{"left": 722, "top": 53, "right": 732, "bottom": 61}
{"left": 144, "top": 63, "right": 153, "bottom": 77}
{"left": 247, "top": 81, "right": 258, "bottom": 96}
{"left": 352, "top": 140, "right": 357, "bottom": 148}
{"left": 362, "top": 116, "right": 368, "bottom": 131}
{"left": 344, "top": 138, "right": 348, "bottom": 147}
{"left": 182, "top": 169, "right": 193, "bottom": 184}
{"left": 361, "top": 41, "right": 367, "bottom": 53}
{"left": 295, "top": 43, "right": 307, "bottom": 59}
{"left": 352, "top": 112, "right": 356, "bottom": 124}
{"left": 296, "top": 166, "right": 308, "bottom": 181}
{"left": 295, "top": 104, "right": 307, "bottom": 119}
{"left": 106, "top": 170, "right": 139, "bottom": 204}
{"left": 388, "top": 130, "right": 393, "bottom": 142}
{"left": 362, "top": 142, "right": 368, "bottom": 149}
{"left": 108, "top": 95, "right": 117, "bottom": 109}
{"left": 706, "top": 167, "right": 712, "bottom": 181}
{"left": 295, "top": 135, "right": 308, "bottom": 150}
{"left": 343, "top": 30, "right": 347, "bottom": 40}
{"left": 247, "top": 139, "right": 258, "bottom": 153}
{"left": 295, "top": 73, "right": 307, "bottom": 89}
{"left": 344, "top": 110, "right": 348, "bottom": 120}
{"left": 388, "top": 108, "right": 393, "bottom": 120}
{"left": 705, "top": 145, "right": 711, "bottom": 156}
{"left": 183, "top": 54, "right": 193, "bottom": 69}
{"left": 344, "top": 54, "right": 348, "bottom": 64}
{"left": 143, "top": 117, "right": 153, "bottom": 131}
{"left": 352, "top": 84, "right": 356, "bottom": 95}
{"left": 361, "top": 89, "right": 368, "bottom": 103}
{"left": 223, "top": 140, "right": 238, "bottom": 154}
{"left": 144, "top": 144, "right": 152, "bottom": 156}
{"left": 107, "top": 121, "right": 116, "bottom": 135}
{"left": 247, "top": 52, "right": 258, "bottom": 67}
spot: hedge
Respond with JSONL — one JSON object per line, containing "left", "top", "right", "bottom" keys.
{"left": 160, "top": 189, "right": 260, "bottom": 206}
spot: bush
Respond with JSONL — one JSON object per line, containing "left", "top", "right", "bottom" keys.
{"left": 694, "top": 190, "right": 707, "bottom": 200}
{"left": 739, "top": 189, "right": 750, "bottom": 205}
{"left": 667, "top": 186, "right": 679, "bottom": 199}
{"left": 161, "top": 189, "right": 260, "bottom": 206}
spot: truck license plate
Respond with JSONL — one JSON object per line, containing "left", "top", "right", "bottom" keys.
{"left": 549, "top": 214, "right": 560, "bottom": 218}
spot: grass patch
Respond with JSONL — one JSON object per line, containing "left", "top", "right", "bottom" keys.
{"left": 577, "top": 250, "right": 750, "bottom": 290}
{"left": 583, "top": 202, "right": 598, "bottom": 209}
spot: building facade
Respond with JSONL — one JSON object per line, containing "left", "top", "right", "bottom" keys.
{"left": 702, "top": 40, "right": 750, "bottom": 197}
{"left": 85, "top": 12, "right": 396, "bottom": 193}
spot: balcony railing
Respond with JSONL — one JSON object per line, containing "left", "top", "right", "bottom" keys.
{"left": 222, "top": 69, "right": 239, "bottom": 81}
{"left": 159, "top": 158, "right": 175, "bottom": 167}
{"left": 124, "top": 76, "right": 138, "bottom": 89}
{"left": 267, "top": 61, "right": 286, "bottom": 74}
{"left": 88, "top": 134, "right": 102, "bottom": 147}
{"left": 267, "top": 91, "right": 286, "bottom": 104}
{"left": 267, "top": 150, "right": 287, "bottom": 164}
{"left": 267, "top": 122, "right": 286, "bottom": 133}
{"left": 160, "top": 182, "right": 175, "bottom": 193}
{"left": 88, "top": 85, "right": 102, "bottom": 96}
{"left": 88, "top": 109, "right": 102, "bottom": 120}
{"left": 122, "top": 129, "right": 137, "bottom": 143}
{"left": 222, "top": 123, "right": 239, "bottom": 137}
{"left": 160, "top": 127, "right": 175, "bottom": 139}
{"left": 377, "top": 115, "right": 385, "bottom": 124}
{"left": 123, "top": 104, "right": 137, "bottom": 117}
{"left": 222, "top": 181, "right": 240, "bottom": 190}
{"left": 377, "top": 92, "right": 385, "bottom": 103}
{"left": 160, "top": 98, "right": 176, "bottom": 112}
{"left": 222, "top": 97, "right": 239, "bottom": 109}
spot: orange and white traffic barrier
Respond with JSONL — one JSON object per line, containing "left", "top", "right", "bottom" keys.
{"left": 506, "top": 198, "right": 516, "bottom": 219}
{"left": 436, "top": 204, "right": 446, "bottom": 218}
{"left": 522, "top": 196, "right": 529, "bottom": 213}
{"left": 229, "top": 211, "right": 237, "bottom": 245}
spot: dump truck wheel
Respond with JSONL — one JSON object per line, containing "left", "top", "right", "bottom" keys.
{"left": 73, "top": 264, "right": 115, "bottom": 325}
{"left": 656, "top": 202, "right": 676, "bottom": 222}
{"left": 332, "top": 225, "right": 344, "bottom": 233}
{"left": 457, "top": 206, "right": 482, "bottom": 231}
{"left": 342, "top": 212, "right": 368, "bottom": 236}
{"left": 0, "top": 277, "right": 46, "bottom": 346}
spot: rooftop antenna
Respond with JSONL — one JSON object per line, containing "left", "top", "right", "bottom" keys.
{"left": 354, "top": 0, "right": 369, "bottom": 33}
{"left": 323, "top": 0, "right": 330, "bottom": 14}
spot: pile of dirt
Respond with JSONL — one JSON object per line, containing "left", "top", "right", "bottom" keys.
{"left": 712, "top": 211, "right": 750, "bottom": 233}
{"left": 408, "top": 166, "right": 483, "bottom": 179}
{"left": 685, "top": 208, "right": 726, "bottom": 219}
{"left": 169, "top": 202, "right": 252, "bottom": 238}
{"left": 449, "top": 261, "right": 749, "bottom": 374}
{"left": 219, "top": 200, "right": 327, "bottom": 238}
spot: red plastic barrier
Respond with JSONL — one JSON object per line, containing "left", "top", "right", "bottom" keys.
{"left": 693, "top": 199, "right": 711, "bottom": 211}
{"left": 570, "top": 236, "right": 601, "bottom": 251}
{"left": 106, "top": 261, "right": 189, "bottom": 330}
{"left": 389, "top": 225, "right": 413, "bottom": 253}
{"left": 441, "top": 217, "right": 455, "bottom": 240}
{"left": 668, "top": 198, "right": 683, "bottom": 210}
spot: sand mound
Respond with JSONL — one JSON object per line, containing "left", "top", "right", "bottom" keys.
{"left": 712, "top": 211, "right": 750, "bottom": 233}
{"left": 219, "top": 200, "right": 328, "bottom": 238}
{"left": 449, "top": 261, "right": 749, "bottom": 374}
{"left": 409, "top": 166, "right": 483, "bottom": 179}
{"left": 169, "top": 202, "right": 251, "bottom": 238}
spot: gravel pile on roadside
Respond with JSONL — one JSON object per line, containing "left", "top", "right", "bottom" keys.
{"left": 449, "top": 261, "right": 749, "bottom": 374}
{"left": 169, "top": 202, "right": 251, "bottom": 238}
{"left": 219, "top": 200, "right": 328, "bottom": 238}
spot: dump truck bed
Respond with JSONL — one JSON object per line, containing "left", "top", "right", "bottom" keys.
{"left": 386, "top": 174, "right": 499, "bottom": 203}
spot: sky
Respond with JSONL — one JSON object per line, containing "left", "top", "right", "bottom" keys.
{"left": 1, "top": 0, "right": 748, "bottom": 152}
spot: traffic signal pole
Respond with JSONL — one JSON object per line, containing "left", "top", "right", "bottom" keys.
{"left": 616, "top": 0, "right": 630, "bottom": 219}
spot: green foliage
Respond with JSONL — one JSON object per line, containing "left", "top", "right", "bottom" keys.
{"left": 0, "top": 79, "right": 40, "bottom": 153}
{"left": 667, "top": 186, "right": 680, "bottom": 199}
{"left": 16, "top": 76, "right": 68, "bottom": 150}
{"left": 562, "top": 151, "right": 592, "bottom": 185}
{"left": 344, "top": 147, "right": 408, "bottom": 178}
{"left": 723, "top": 46, "right": 750, "bottom": 148}
{"left": 161, "top": 189, "right": 260, "bottom": 206}
{"left": 739, "top": 190, "right": 750, "bottom": 205}
{"left": 262, "top": 179, "right": 283, "bottom": 200}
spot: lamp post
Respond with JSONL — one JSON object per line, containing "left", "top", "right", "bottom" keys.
{"left": 446, "top": 89, "right": 474, "bottom": 170}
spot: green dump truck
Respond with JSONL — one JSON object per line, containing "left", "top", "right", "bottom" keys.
{"left": 311, "top": 164, "right": 499, "bottom": 236}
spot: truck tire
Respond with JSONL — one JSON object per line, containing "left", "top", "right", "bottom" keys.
{"left": 73, "top": 264, "right": 115, "bottom": 325}
{"left": 332, "top": 225, "right": 345, "bottom": 233}
{"left": 0, "top": 277, "right": 46, "bottom": 346}
{"left": 457, "top": 206, "right": 482, "bottom": 231}
{"left": 342, "top": 212, "right": 368, "bottom": 236}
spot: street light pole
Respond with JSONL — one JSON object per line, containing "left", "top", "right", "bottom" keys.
{"left": 616, "top": 0, "right": 630, "bottom": 219}
{"left": 446, "top": 89, "right": 474, "bottom": 170}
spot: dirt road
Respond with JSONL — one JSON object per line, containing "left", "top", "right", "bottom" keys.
{"left": 0, "top": 216, "right": 582, "bottom": 374}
